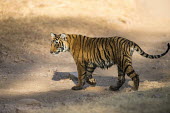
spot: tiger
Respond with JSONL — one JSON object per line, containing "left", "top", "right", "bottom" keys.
{"left": 50, "top": 33, "right": 170, "bottom": 91}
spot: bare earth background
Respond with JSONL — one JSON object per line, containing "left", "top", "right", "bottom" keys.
{"left": 0, "top": 0, "right": 170, "bottom": 113}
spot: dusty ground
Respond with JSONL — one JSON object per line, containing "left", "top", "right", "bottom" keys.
{"left": 0, "top": 0, "right": 170, "bottom": 113}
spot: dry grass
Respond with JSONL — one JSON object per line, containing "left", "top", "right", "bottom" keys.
{"left": 8, "top": 85, "right": 170, "bottom": 113}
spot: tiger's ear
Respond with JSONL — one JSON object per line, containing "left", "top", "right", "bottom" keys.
{"left": 60, "top": 33, "right": 67, "bottom": 41}
{"left": 51, "top": 33, "right": 56, "bottom": 39}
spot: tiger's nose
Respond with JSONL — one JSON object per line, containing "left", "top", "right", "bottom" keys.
{"left": 50, "top": 51, "right": 53, "bottom": 54}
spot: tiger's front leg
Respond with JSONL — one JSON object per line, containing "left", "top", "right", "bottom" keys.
{"left": 71, "top": 63, "right": 86, "bottom": 90}
{"left": 85, "top": 66, "right": 96, "bottom": 86}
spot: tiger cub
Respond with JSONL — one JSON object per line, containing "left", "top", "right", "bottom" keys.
{"left": 50, "top": 33, "right": 169, "bottom": 91}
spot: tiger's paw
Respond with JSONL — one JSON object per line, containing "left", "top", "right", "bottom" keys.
{"left": 109, "top": 85, "right": 120, "bottom": 91}
{"left": 86, "top": 78, "right": 96, "bottom": 86}
{"left": 71, "top": 85, "right": 83, "bottom": 90}
{"left": 131, "top": 87, "right": 138, "bottom": 91}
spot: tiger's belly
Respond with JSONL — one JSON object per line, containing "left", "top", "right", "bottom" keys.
{"left": 89, "top": 61, "right": 114, "bottom": 69}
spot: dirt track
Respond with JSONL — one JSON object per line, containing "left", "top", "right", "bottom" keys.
{"left": 0, "top": 0, "right": 170, "bottom": 113}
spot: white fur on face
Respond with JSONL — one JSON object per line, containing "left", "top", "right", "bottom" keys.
{"left": 62, "top": 41, "right": 69, "bottom": 52}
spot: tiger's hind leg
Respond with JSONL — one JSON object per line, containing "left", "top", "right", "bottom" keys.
{"left": 124, "top": 62, "right": 139, "bottom": 91}
{"left": 110, "top": 66, "right": 125, "bottom": 91}
{"left": 85, "top": 66, "right": 96, "bottom": 86}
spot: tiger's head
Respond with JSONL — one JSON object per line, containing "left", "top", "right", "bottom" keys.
{"left": 50, "top": 33, "right": 69, "bottom": 54}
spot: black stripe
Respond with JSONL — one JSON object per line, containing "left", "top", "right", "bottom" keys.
{"left": 87, "top": 67, "right": 95, "bottom": 69}
{"left": 81, "top": 35, "right": 85, "bottom": 60}
{"left": 102, "top": 39, "right": 110, "bottom": 61}
{"left": 118, "top": 38, "right": 126, "bottom": 51}
{"left": 122, "top": 58, "right": 131, "bottom": 70}
{"left": 134, "top": 45, "right": 139, "bottom": 51}
{"left": 116, "top": 36, "right": 121, "bottom": 44}
{"left": 127, "top": 70, "right": 135, "bottom": 76}
{"left": 101, "top": 39, "right": 108, "bottom": 61}
{"left": 141, "top": 52, "right": 144, "bottom": 55}
{"left": 82, "top": 72, "right": 86, "bottom": 75}
{"left": 97, "top": 46, "right": 105, "bottom": 64}
{"left": 119, "top": 38, "right": 125, "bottom": 44}
{"left": 72, "top": 34, "right": 75, "bottom": 39}
{"left": 108, "top": 39, "right": 114, "bottom": 57}
{"left": 92, "top": 39, "right": 97, "bottom": 63}
{"left": 121, "top": 56, "right": 126, "bottom": 69}
{"left": 145, "top": 54, "right": 148, "bottom": 57}
{"left": 89, "top": 38, "right": 93, "bottom": 61}
{"left": 67, "top": 34, "right": 71, "bottom": 39}
{"left": 106, "top": 39, "right": 111, "bottom": 56}
{"left": 124, "top": 65, "right": 131, "bottom": 73}
{"left": 95, "top": 44, "right": 102, "bottom": 65}
{"left": 96, "top": 38, "right": 100, "bottom": 43}
{"left": 104, "top": 50, "right": 109, "bottom": 61}
{"left": 96, "top": 54, "right": 101, "bottom": 65}
{"left": 87, "top": 70, "right": 94, "bottom": 73}
{"left": 111, "top": 38, "right": 117, "bottom": 62}
{"left": 128, "top": 41, "right": 131, "bottom": 52}
{"left": 124, "top": 54, "right": 131, "bottom": 60}
{"left": 108, "top": 51, "right": 110, "bottom": 56}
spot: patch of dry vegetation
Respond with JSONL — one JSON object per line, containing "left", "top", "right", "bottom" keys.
{"left": 2, "top": 85, "right": 169, "bottom": 113}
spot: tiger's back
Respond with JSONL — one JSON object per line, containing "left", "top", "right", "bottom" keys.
{"left": 67, "top": 35, "right": 138, "bottom": 71}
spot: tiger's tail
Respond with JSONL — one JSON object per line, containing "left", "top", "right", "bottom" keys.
{"left": 133, "top": 43, "right": 170, "bottom": 59}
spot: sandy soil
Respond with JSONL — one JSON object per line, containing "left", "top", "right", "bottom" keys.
{"left": 0, "top": 0, "right": 170, "bottom": 113}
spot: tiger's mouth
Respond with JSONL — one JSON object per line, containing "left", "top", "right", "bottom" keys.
{"left": 50, "top": 51, "right": 60, "bottom": 55}
{"left": 50, "top": 48, "right": 64, "bottom": 55}
{"left": 54, "top": 51, "right": 60, "bottom": 54}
